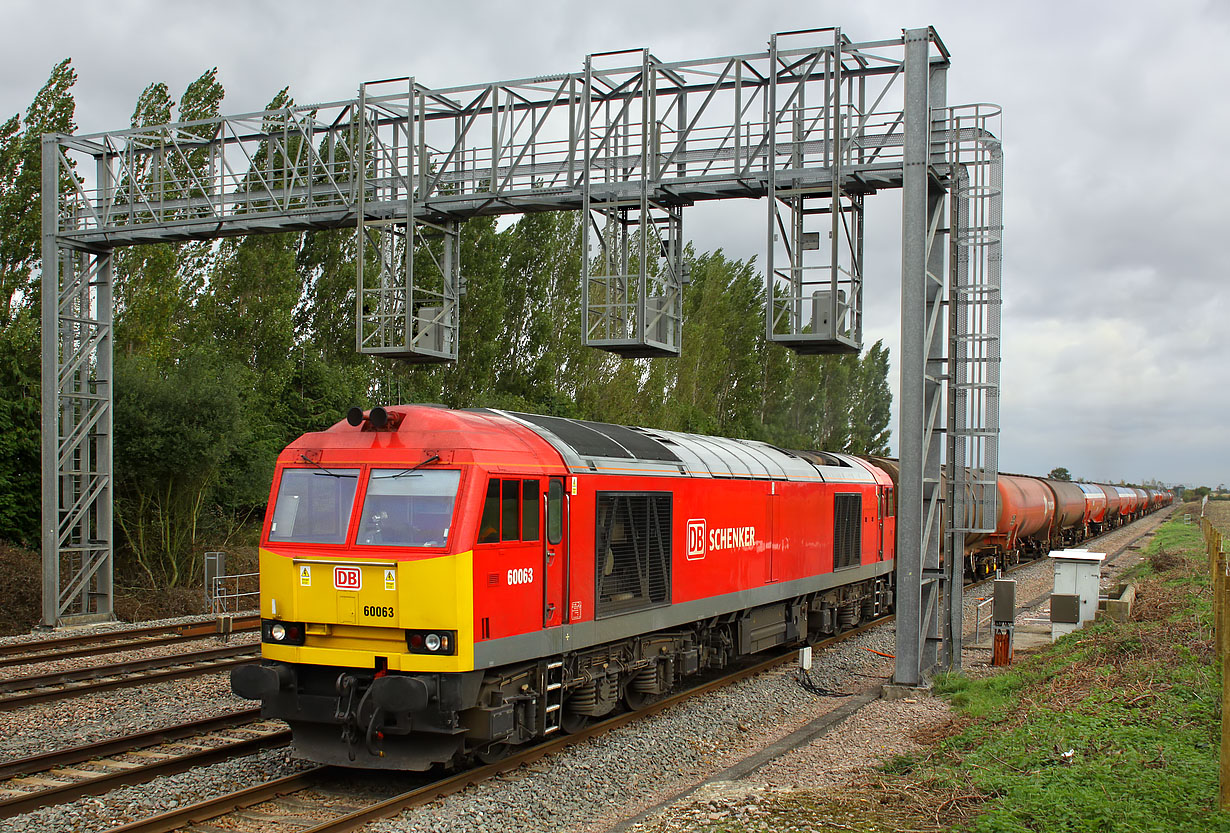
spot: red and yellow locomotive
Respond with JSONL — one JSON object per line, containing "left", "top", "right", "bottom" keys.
{"left": 232, "top": 405, "right": 898, "bottom": 769}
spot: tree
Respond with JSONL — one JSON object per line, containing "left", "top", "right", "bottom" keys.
{"left": 114, "top": 81, "right": 193, "bottom": 363}
{"left": 0, "top": 60, "right": 77, "bottom": 545}
{"left": 113, "top": 351, "right": 253, "bottom": 586}
{"left": 0, "top": 59, "right": 77, "bottom": 326}
{"left": 0, "top": 313, "right": 40, "bottom": 544}
{"left": 1049, "top": 467, "right": 1072, "bottom": 481}
{"left": 847, "top": 340, "right": 892, "bottom": 455}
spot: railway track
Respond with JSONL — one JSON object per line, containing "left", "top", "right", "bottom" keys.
{"left": 966, "top": 509, "right": 1170, "bottom": 594}
{"left": 963, "top": 508, "right": 1173, "bottom": 643}
{"left": 101, "top": 620, "right": 885, "bottom": 833}
{"left": 0, "top": 643, "right": 259, "bottom": 711}
{"left": 0, "top": 709, "right": 282, "bottom": 819}
{"left": 0, "top": 615, "right": 260, "bottom": 672}
{"left": 1, "top": 514, "right": 1171, "bottom": 830}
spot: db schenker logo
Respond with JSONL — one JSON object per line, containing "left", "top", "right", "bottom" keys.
{"left": 334, "top": 566, "right": 362, "bottom": 590}
{"left": 686, "top": 519, "right": 706, "bottom": 560}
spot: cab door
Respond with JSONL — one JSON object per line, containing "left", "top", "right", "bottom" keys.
{"left": 543, "top": 478, "right": 569, "bottom": 627}
{"left": 877, "top": 487, "right": 885, "bottom": 561}
{"left": 766, "top": 486, "right": 778, "bottom": 583}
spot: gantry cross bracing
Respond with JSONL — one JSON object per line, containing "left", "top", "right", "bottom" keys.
{"left": 41, "top": 26, "right": 1001, "bottom": 689}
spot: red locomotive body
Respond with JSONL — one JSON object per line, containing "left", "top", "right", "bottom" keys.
{"left": 234, "top": 406, "right": 897, "bottom": 769}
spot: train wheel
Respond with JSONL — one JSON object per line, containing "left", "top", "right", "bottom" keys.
{"left": 560, "top": 710, "right": 591, "bottom": 734}
{"left": 623, "top": 688, "right": 661, "bottom": 711}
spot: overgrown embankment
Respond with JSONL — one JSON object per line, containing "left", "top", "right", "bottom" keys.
{"left": 702, "top": 512, "right": 1229, "bottom": 832}
{"left": 0, "top": 541, "right": 256, "bottom": 636}
{"left": 884, "top": 513, "right": 1224, "bottom": 831}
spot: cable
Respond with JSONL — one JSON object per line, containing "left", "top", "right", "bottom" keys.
{"left": 794, "top": 667, "right": 849, "bottom": 697}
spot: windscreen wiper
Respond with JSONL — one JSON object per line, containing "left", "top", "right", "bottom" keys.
{"left": 298, "top": 454, "right": 357, "bottom": 478}
{"left": 374, "top": 454, "right": 442, "bottom": 479}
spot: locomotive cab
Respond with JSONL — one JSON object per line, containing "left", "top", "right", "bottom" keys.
{"left": 232, "top": 406, "right": 568, "bottom": 769}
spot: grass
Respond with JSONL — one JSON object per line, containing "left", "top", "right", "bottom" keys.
{"left": 901, "top": 513, "right": 1230, "bottom": 832}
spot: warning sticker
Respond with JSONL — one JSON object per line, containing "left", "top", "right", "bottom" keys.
{"left": 384, "top": 568, "right": 396, "bottom": 591}
{"left": 299, "top": 565, "right": 311, "bottom": 587}
{"left": 570, "top": 600, "right": 583, "bottom": 622}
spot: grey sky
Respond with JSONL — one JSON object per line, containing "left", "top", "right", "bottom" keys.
{"left": 4, "top": 0, "right": 1226, "bottom": 488}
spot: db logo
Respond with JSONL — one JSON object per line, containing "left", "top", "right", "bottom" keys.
{"left": 686, "top": 519, "right": 707, "bottom": 560}
{"left": 334, "top": 566, "right": 362, "bottom": 590}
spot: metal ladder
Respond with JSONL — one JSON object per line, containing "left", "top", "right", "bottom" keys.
{"left": 542, "top": 660, "right": 564, "bottom": 735}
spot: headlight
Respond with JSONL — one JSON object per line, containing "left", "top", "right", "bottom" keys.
{"left": 261, "top": 619, "right": 305, "bottom": 646}
{"left": 405, "top": 629, "right": 456, "bottom": 655}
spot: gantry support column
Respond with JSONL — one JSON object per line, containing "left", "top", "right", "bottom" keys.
{"left": 895, "top": 28, "right": 948, "bottom": 686}
{"left": 41, "top": 135, "right": 116, "bottom": 627}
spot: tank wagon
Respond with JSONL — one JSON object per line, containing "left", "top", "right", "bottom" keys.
{"left": 860, "top": 460, "right": 1169, "bottom": 579}
{"left": 232, "top": 405, "right": 1170, "bottom": 770}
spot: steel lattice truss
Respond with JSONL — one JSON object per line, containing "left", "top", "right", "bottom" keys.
{"left": 41, "top": 26, "right": 1001, "bottom": 688}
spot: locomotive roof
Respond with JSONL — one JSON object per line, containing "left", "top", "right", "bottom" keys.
{"left": 480, "top": 409, "right": 874, "bottom": 483}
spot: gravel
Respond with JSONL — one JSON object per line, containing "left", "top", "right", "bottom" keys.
{"left": 0, "top": 632, "right": 259, "bottom": 688}
{"left": 0, "top": 514, "right": 1174, "bottom": 833}
{"left": 364, "top": 627, "right": 898, "bottom": 833}
{"left": 0, "top": 747, "right": 315, "bottom": 833}
{"left": 0, "top": 610, "right": 258, "bottom": 650}
{"left": 0, "top": 669, "right": 253, "bottom": 760}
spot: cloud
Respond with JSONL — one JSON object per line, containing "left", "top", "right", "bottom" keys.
{"left": 4, "top": 0, "right": 1225, "bottom": 486}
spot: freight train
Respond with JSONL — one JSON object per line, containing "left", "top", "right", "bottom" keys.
{"left": 231, "top": 406, "right": 1171, "bottom": 769}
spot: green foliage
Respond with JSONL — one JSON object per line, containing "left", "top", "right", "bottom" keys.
{"left": 0, "top": 60, "right": 77, "bottom": 546}
{"left": 0, "top": 58, "right": 77, "bottom": 326}
{"left": 0, "top": 66, "right": 898, "bottom": 590}
{"left": 113, "top": 351, "right": 254, "bottom": 586}
{"left": 0, "top": 311, "right": 40, "bottom": 544}
{"left": 1049, "top": 466, "right": 1072, "bottom": 481}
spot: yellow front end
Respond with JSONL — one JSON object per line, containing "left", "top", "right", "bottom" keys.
{"left": 258, "top": 548, "right": 474, "bottom": 673}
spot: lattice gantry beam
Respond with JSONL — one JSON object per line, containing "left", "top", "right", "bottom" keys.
{"left": 766, "top": 28, "right": 870, "bottom": 354}
{"left": 41, "top": 134, "right": 115, "bottom": 625}
{"left": 581, "top": 50, "right": 684, "bottom": 356}
{"left": 42, "top": 26, "right": 1002, "bottom": 692}
{"left": 355, "top": 79, "right": 462, "bottom": 360}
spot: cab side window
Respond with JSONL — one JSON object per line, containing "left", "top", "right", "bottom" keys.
{"left": 501, "top": 479, "right": 520, "bottom": 541}
{"left": 479, "top": 480, "right": 500, "bottom": 543}
{"left": 522, "top": 480, "right": 541, "bottom": 541}
{"left": 546, "top": 479, "right": 564, "bottom": 545}
{"left": 478, "top": 477, "right": 541, "bottom": 543}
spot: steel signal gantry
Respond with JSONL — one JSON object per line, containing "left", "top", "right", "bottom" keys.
{"left": 40, "top": 27, "right": 1000, "bottom": 690}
